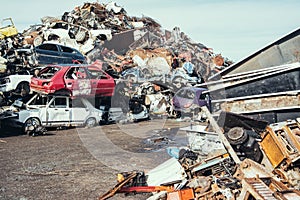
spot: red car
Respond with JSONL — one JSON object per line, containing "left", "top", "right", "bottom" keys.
{"left": 30, "top": 63, "right": 115, "bottom": 97}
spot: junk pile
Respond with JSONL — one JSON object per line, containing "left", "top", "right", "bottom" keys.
{"left": 100, "top": 107, "right": 300, "bottom": 200}
{"left": 0, "top": 1, "right": 232, "bottom": 79}
{"left": 0, "top": 1, "right": 230, "bottom": 120}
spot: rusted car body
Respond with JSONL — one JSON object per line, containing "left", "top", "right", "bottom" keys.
{"left": 30, "top": 63, "right": 115, "bottom": 97}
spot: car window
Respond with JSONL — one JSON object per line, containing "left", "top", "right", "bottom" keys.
{"left": 87, "top": 67, "right": 108, "bottom": 79}
{"left": 176, "top": 89, "right": 186, "bottom": 98}
{"left": 16, "top": 70, "right": 30, "bottom": 75}
{"left": 36, "top": 44, "right": 59, "bottom": 52}
{"left": 186, "top": 90, "right": 195, "bottom": 99}
{"left": 49, "top": 97, "right": 67, "bottom": 108}
{"left": 200, "top": 93, "right": 209, "bottom": 101}
{"left": 60, "top": 46, "right": 76, "bottom": 54}
{"left": 69, "top": 99, "right": 86, "bottom": 108}
{"left": 38, "top": 66, "right": 61, "bottom": 79}
{"left": 65, "top": 67, "right": 87, "bottom": 79}
{"left": 66, "top": 67, "right": 77, "bottom": 79}
{"left": 177, "top": 89, "right": 194, "bottom": 100}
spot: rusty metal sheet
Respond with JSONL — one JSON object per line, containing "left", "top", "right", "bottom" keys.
{"left": 209, "top": 27, "right": 300, "bottom": 81}
{"left": 219, "top": 92, "right": 300, "bottom": 114}
{"left": 260, "top": 121, "right": 300, "bottom": 169}
{"left": 260, "top": 130, "right": 286, "bottom": 168}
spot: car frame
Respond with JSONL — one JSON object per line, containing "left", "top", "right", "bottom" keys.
{"left": 172, "top": 86, "right": 211, "bottom": 116}
{"left": 9, "top": 95, "right": 104, "bottom": 133}
{"left": 30, "top": 63, "right": 115, "bottom": 97}
{"left": 14, "top": 42, "right": 86, "bottom": 67}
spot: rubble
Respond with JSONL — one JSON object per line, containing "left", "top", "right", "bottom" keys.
{"left": 0, "top": 1, "right": 232, "bottom": 122}
{"left": 99, "top": 106, "right": 300, "bottom": 200}
{"left": 1, "top": 1, "right": 300, "bottom": 199}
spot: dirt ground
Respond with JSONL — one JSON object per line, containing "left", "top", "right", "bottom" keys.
{"left": 0, "top": 118, "right": 192, "bottom": 200}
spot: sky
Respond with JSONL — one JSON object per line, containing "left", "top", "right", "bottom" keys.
{"left": 0, "top": 0, "right": 299, "bottom": 62}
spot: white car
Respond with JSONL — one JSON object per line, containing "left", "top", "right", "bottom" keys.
{"left": 0, "top": 71, "right": 32, "bottom": 94}
{"left": 11, "top": 95, "right": 103, "bottom": 134}
{"left": 34, "top": 22, "right": 112, "bottom": 54}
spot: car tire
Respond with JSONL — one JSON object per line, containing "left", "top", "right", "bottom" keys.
{"left": 85, "top": 117, "right": 96, "bottom": 128}
{"left": 75, "top": 30, "right": 87, "bottom": 42}
{"left": 33, "top": 35, "right": 44, "bottom": 46}
{"left": 172, "top": 76, "right": 184, "bottom": 90}
{"left": 171, "top": 110, "right": 181, "bottom": 118}
{"left": 141, "top": 68, "right": 151, "bottom": 79}
{"left": 16, "top": 82, "right": 30, "bottom": 95}
{"left": 225, "top": 127, "right": 248, "bottom": 145}
{"left": 23, "top": 117, "right": 41, "bottom": 136}
{"left": 124, "top": 74, "right": 136, "bottom": 83}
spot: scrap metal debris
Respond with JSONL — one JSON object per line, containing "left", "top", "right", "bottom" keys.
{"left": 0, "top": 1, "right": 232, "bottom": 123}
{"left": 100, "top": 107, "right": 300, "bottom": 200}
{"left": 1, "top": 1, "right": 300, "bottom": 199}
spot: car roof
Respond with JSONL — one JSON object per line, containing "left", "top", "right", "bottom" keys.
{"left": 45, "top": 64, "right": 102, "bottom": 69}
{"left": 38, "top": 42, "right": 77, "bottom": 49}
{"left": 181, "top": 86, "right": 207, "bottom": 91}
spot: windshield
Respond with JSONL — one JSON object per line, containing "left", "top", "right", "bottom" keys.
{"left": 37, "top": 66, "right": 61, "bottom": 79}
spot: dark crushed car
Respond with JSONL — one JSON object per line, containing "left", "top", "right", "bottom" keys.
{"left": 172, "top": 86, "right": 211, "bottom": 116}
{"left": 6, "top": 42, "right": 86, "bottom": 68}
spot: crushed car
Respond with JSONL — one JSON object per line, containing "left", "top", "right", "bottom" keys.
{"left": 11, "top": 42, "right": 87, "bottom": 67}
{"left": 32, "top": 21, "right": 112, "bottom": 54}
{"left": 30, "top": 61, "right": 115, "bottom": 97}
{"left": 172, "top": 86, "right": 211, "bottom": 118}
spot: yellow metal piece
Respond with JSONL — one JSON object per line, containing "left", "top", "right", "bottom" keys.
{"left": 260, "top": 128, "right": 285, "bottom": 168}
{"left": 260, "top": 121, "right": 300, "bottom": 169}
{"left": 0, "top": 18, "right": 18, "bottom": 39}
{"left": 117, "top": 173, "right": 125, "bottom": 183}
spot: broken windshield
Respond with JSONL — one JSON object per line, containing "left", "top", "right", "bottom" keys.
{"left": 38, "top": 67, "right": 61, "bottom": 79}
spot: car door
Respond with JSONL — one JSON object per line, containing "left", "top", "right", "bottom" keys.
{"left": 69, "top": 98, "right": 90, "bottom": 125}
{"left": 34, "top": 43, "right": 61, "bottom": 64}
{"left": 46, "top": 97, "right": 71, "bottom": 125}
{"left": 174, "top": 88, "right": 195, "bottom": 110}
{"left": 64, "top": 67, "right": 92, "bottom": 96}
{"left": 87, "top": 66, "right": 114, "bottom": 96}
{"left": 58, "top": 45, "right": 85, "bottom": 64}
{"left": 198, "top": 91, "right": 211, "bottom": 111}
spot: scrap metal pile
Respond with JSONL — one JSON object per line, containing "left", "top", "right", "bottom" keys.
{"left": 100, "top": 107, "right": 300, "bottom": 200}
{"left": 0, "top": 1, "right": 232, "bottom": 122}
{"left": 1, "top": 1, "right": 300, "bottom": 199}
{"left": 0, "top": 1, "right": 232, "bottom": 79}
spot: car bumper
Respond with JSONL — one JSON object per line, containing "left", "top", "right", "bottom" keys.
{"left": 0, "top": 84, "right": 13, "bottom": 92}
{"left": 30, "top": 85, "right": 55, "bottom": 94}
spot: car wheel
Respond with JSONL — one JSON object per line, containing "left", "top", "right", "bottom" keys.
{"left": 75, "top": 30, "right": 87, "bottom": 42}
{"left": 33, "top": 35, "right": 44, "bottom": 46}
{"left": 225, "top": 127, "right": 248, "bottom": 145}
{"left": 141, "top": 68, "right": 151, "bottom": 79}
{"left": 172, "top": 76, "right": 184, "bottom": 90}
{"left": 170, "top": 110, "right": 181, "bottom": 118}
{"left": 85, "top": 117, "right": 96, "bottom": 128}
{"left": 146, "top": 86, "right": 154, "bottom": 94}
{"left": 124, "top": 74, "right": 136, "bottom": 83}
{"left": 16, "top": 82, "right": 30, "bottom": 95}
{"left": 23, "top": 117, "right": 41, "bottom": 136}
